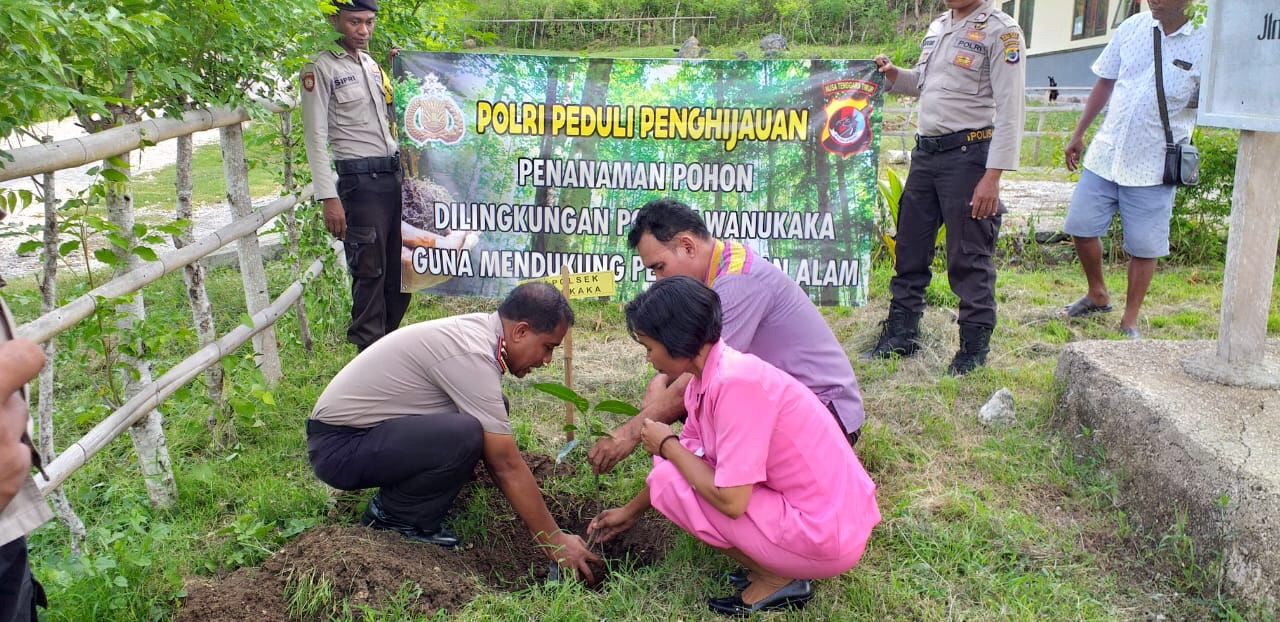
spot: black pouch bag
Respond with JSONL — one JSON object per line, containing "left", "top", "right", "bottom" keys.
{"left": 1154, "top": 25, "right": 1200, "bottom": 186}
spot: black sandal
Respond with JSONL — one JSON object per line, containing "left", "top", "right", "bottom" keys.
{"left": 1065, "top": 297, "right": 1113, "bottom": 318}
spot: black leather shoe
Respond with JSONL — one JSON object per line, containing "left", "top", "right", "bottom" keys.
{"left": 725, "top": 567, "right": 750, "bottom": 590}
{"left": 361, "top": 494, "right": 460, "bottom": 549}
{"left": 707, "top": 579, "right": 813, "bottom": 617}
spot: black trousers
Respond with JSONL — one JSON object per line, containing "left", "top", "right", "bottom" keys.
{"left": 889, "top": 142, "right": 1002, "bottom": 328}
{"left": 307, "top": 415, "right": 483, "bottom": 532}
{"left": 0, "top": 538, "right": 44, "bottom": 622}
{"left": 336, "top": 170, "right": 412, "bottom": 350}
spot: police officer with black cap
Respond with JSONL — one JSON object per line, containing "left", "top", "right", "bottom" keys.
{"left": 866, "top": 0, "right": 1025, "bottom": 375}
{"left": 302, "top": 0, "right": 411, "bottom": 351}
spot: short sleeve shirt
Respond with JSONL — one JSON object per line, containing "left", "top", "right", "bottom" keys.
{"left": 888, "top": 1, "right": 1026, "bottom": 170}
{"left": 675, "top": 341, "right": 876, "bottom": 559}
{"left": 1084, "top": 13, "right": 1206, "bottom": 187}
{"left": 705, "top": 240, "right": 864, "bottom": 433}
{"left": 311, "top": 313, "right": 510, "bottom": 434}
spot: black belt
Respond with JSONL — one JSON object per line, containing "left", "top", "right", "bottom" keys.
{"left": 306, "top": 419, "right": 360, "bottom": 435}
{"left": 915, "top": 127, "right": 993, "bottom": 153}
{"left": 335, "top": 153, "right": 400, "bottom": 175}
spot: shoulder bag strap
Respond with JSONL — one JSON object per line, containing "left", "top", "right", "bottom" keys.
{"left": 1153, "top": 25, "right": 1174, "bottom": 146}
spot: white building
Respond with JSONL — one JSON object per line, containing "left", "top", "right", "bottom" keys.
{"left": 999, "top": 0, "right": 1150, "bottom": 89}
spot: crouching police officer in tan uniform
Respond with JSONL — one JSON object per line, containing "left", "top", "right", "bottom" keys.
{"left": 302, "top": 0, "right": 411, "bottom": 351}
{"left": 867, "top": 0, "right": 1025, "bottom": 375}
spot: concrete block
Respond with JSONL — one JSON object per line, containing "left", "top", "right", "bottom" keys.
{"left": 1055, "top": 339, "right": 1280, "bottom": 608}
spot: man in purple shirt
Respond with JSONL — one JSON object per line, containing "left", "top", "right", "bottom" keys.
{"left": 588, "top": 199, "right": 864, "bottom": 474}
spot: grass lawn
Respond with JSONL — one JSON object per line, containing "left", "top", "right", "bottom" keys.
{"left": 127, "top": 123, "right": 285, "bottom": 217}
{"left": 6, "top": 253, "right": 1279, "bottom": 621}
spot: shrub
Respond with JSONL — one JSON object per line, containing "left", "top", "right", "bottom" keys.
{"left": 1168, "top": 128, "right": 1238, "bottom": 264}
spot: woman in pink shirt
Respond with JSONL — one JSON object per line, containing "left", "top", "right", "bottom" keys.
{"left": 589, "top": 277, "right": 880, "bottom": 616}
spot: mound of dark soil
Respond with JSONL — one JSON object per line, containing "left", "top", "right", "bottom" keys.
{"left": 176, "top": 455, "right": 674, "bottom": 621}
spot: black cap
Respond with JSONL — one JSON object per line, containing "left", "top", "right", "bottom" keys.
{"left": 338, "top": 0, "right": 377, "bottom": 12}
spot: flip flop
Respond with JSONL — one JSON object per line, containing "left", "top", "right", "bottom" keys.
{"left": 1064, "top": 297, "right": 1113, "bottom": 318}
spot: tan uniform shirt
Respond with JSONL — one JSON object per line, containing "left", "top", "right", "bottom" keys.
{"left": 311, "top": 313, "right": 512, "bottom": 435}
{"left": 301, "top": 45, "right": 398, "bottom": 201}
{"left": 889, "top": 2, "right": 1026, "bottom": 170}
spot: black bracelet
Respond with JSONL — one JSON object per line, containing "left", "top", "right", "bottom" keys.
{"left": 658, "top": 434, "right": 680, "bottom": 459}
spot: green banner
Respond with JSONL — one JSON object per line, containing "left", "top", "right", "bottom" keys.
{"left": 392, "top": 53, "right": 883, "bottom": 306}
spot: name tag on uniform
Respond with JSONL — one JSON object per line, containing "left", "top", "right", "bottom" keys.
{"left": 333, "top": 74, "right": 358, "bottom": 89}
{"left": 955, "top": 39, "right": 987, "bottom": 55}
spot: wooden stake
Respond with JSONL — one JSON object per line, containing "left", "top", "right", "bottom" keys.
{"left": 221, "top": 123, "right": 282, "bottom": 384}
{"left": 561, "top": 265, "right": 574, "bottom": 442}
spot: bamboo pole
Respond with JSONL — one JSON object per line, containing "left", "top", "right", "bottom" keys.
{"left": 561, "top": 265, "right": 574, "bottom": 442}
{"left": 36, "top": 242, "right": 344, "bottom": 493}
{"left": 0, "top": 107, "right": 249, "bottom": 183}
{"left": 173, "top": 134, "right": 226, "bottom": 414}
{"left": 36, "top": 137, "right": 86, "bottom": 550}
{"left": 17, "top": 187, "right": 312, "bottom": 345}
{"left": 221, "top": 123, "right": 282, "bottom": 384}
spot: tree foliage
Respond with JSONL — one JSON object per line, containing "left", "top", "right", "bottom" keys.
{"left": 0, "top": 0, "right": 473, "bottom": 145}
{"left": 471, "top": 0, "right": 937, "bottom": 48}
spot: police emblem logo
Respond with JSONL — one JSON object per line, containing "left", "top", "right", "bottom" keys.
{"left": 818, "top": 79, "right": 877, "bottom": 158}
{"left": 1005, "top": 47, "right": 1021, "bottom": 63}
{"left": 303, "top": 72, "right": 316, "bottom": 92}
{"left": 404, "top": 73, "right": 466, "bottom": 146}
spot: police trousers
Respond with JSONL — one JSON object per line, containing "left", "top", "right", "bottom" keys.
{"left": 336, "top": 170, "right": 412, "bottom": 350}
{"left": 889, "top": 141, "right": 1002, "bottom": 328}
{"left": 307, "top": 415, "right": 484, "bottom": 532}
{"left": 0, "top": 538, "right": 44, "bottom": 622}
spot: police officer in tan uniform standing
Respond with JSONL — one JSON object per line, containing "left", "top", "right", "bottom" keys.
{"left": 302, "top": 0, "right": 411, "bottom": 351}
{"left": 866, "top": 0, "right": 1025, "bottom": 375}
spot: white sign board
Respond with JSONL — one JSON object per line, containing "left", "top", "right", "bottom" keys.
{"left": 1199, "top": 2, "right": 1280, "bottom": 132}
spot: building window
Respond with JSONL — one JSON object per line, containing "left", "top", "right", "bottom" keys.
{"left": 1002, "top": 0, "right": 1015, "bottom": 15}
{"left": 1112, "top": 0, "right": 1141, "bottom": 28}
{"left": 1073, "top": 0, "right": 1109, "bottom": 39}
{"left": 1019, "top": 0, "right": 1035, "bottom": 49}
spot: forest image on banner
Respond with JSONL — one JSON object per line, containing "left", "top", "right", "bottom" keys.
{"left": 392, "top": 53, "right": 883, "bottom": 306}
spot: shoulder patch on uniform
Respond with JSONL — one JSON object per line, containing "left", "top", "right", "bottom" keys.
{"left": 1001, "top": 31, "right": 1022, "bottom": 64}
{"left": 303, "top": 71, "right": 316, "bottom": 92}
